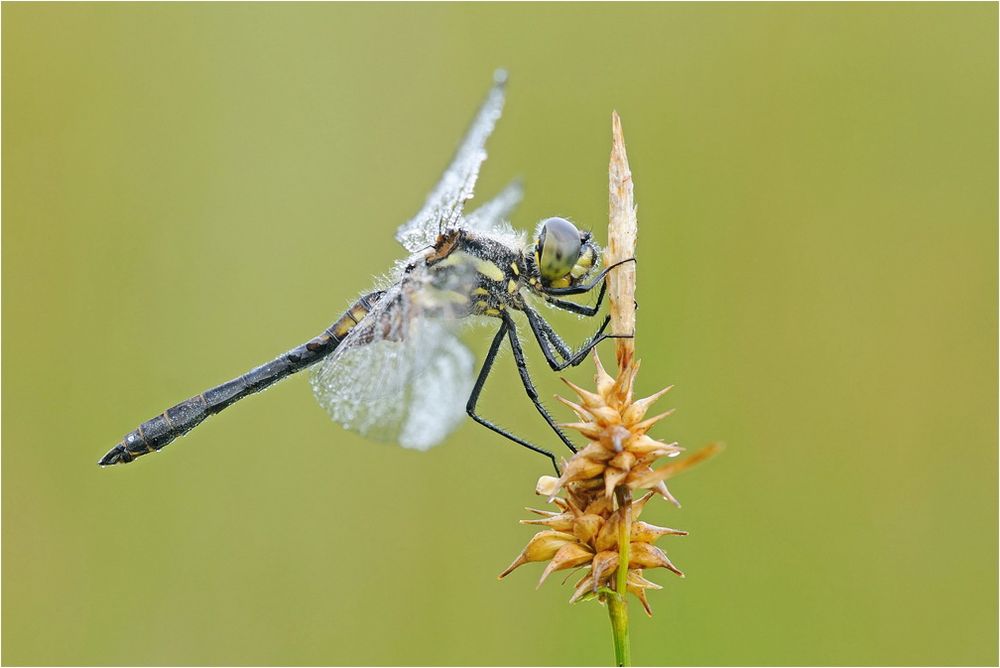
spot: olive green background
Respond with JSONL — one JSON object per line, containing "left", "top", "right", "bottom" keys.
{"left": 3, "top": 3, "right": 997, "bottom": 666}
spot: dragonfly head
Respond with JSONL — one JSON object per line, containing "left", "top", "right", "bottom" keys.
{"left": 532, "top": 217, "right": 600, "bottom": 290}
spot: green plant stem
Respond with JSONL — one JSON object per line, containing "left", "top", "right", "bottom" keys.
{"left": 608, "top": 486, "right": 633, "bottom": 666}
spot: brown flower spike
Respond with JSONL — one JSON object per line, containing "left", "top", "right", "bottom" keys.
{"left": 499, "top": 350, "right": 720, "bottom": 615}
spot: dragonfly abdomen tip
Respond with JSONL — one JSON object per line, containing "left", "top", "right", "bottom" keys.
{"left": 97, "top": 444, "right": 133, "bottom": 467}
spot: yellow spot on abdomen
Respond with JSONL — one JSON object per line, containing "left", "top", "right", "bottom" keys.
{"left": 333, "top": 317, "right": 356, "bottom": 338}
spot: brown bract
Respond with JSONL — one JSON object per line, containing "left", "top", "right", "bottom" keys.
{"left": 554, "top": 351, "right": 690, "bottom": 505}
{"left": 499, "top": 484, "right": 684, "bottom": 616}
{"left": 607, "top": 110, "right": 637, "bottom": 366}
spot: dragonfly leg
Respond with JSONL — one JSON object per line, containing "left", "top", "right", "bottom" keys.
{"left": 466, "top": 320, "right": 561, "bottom": 475}
{"left": 544, "top": 278, "right": 607, "bottom": 317}
{"left": 525, "top": 308, "right": 574, "bottom": 362}
{"left": 502, "top": 312, "right": 579, "bottom": 456}
{"left": 542, "top": 257, "right": 636, "bottom": 297}
{"left": 523, "top": 306, "right": 631, "bottom": 371}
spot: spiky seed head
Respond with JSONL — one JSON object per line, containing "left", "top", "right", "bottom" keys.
{"left": 500, "top": 352, "right": 721, "bottom": 613}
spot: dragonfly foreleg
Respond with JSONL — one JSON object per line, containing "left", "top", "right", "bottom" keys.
{"left": 466, "top": 320, "right": 561, "bottom": 474}
{"left": 542, "top": 257, "right": 636, "bottom": 297}
{"left": 544, "top": 278, "right": 607, "bottom": 317}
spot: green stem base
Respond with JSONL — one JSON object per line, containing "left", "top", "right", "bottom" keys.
{"left": 608, "top": 486, "right": 633, "bottom": 666}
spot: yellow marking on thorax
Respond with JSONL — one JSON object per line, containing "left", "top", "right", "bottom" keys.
{"left": 510, "top": 262, "right": 520, "bottom": 275}
{"left": 436, "top": 250, "right": 505, "bottom": 282}
{"left": 507, "top": 279, "right": 519, "bottom": 294}
{"left": 474, "top": 257, "right": 504, "bottom": 282}
{"left": 436, "top": 289, "right": 470, "bottom": 304}
{"left": 411, "top": 286, "right": 471, "bottom": 312}
{"left": 434, "top": 251, "right": 465, "bottom": 268}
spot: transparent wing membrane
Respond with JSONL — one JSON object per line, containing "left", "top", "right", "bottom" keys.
{"left": 310, "top": 272, "right": 475, "bottom": 450}
{"left": 465, "top": 179, "right": 524, "bottom": 238}
{"left": 316, "top": 73, "right": 521, "bottom": 451}
{"left": 395, "top": 70, "right": 508, "bottom": 252}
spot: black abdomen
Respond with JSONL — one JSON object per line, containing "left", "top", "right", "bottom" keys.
{"left": 99, "top": 291, "right": 383, "bottom": 465}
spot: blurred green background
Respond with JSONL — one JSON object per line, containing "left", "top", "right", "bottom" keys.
{"left": 3, "top": 3, "right": 996, "bottom": 665}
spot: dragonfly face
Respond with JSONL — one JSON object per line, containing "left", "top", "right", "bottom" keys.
{"left": 101, "top": 70, "right": 631, "bottom": 474}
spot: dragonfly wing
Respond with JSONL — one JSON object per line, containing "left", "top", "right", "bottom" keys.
{"left": 464, "top": 178, "right": 524, "bottom": 237}
{"left": 395, "top": 323, "right": 475, "bottom": 450}
{"left": 309, "top": 283, "right": 475, "bottom": 450}
{"left": 395, "top": 71, "right": 508, "bottom": 252}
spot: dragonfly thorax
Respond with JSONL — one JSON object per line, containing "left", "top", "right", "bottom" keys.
{"left": 419, "top": 229, "right": 527, "bottom": 318}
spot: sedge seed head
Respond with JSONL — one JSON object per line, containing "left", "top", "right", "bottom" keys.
{"left": 500, "top": 352, "right": 721, "bottom": 614}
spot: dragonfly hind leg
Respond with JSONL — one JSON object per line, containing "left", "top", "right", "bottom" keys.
{"left": 502, "top": 312, "right": 580, "bottom": 455}
{"left": 465, "top": 312, "right": 629, "bottom": 475}
{"left": 467, "top": 320, "right": 565, "bottom": 475}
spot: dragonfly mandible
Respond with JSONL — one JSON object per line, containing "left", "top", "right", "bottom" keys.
{"left": 99, "top": 71, "right": 633, "bottom": 474}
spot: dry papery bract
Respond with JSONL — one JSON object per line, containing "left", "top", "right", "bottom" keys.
{"left": 499, "top": 350, "right": 720, "bottom": 615}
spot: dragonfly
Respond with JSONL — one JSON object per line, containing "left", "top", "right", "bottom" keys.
{"left": 99, "top": 71, "right": 632, "bottom": 474}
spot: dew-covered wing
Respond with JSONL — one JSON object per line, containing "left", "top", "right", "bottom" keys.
{"left": 309, "top": 280, "right": 475, "bottom": 450}
{"left": 395, "top": 71, "right": 508, "bottom": 252}
{"left": 464, "top": 179, "right": 524, "bottom": 238}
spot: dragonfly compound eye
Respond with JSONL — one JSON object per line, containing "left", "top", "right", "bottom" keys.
{"left": 536, "top": 217, "right": 583, "bottom": 283}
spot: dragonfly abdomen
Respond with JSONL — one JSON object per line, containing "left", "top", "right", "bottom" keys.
{"left": 99, "top": 290, "right": 384, "bottom": 466}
